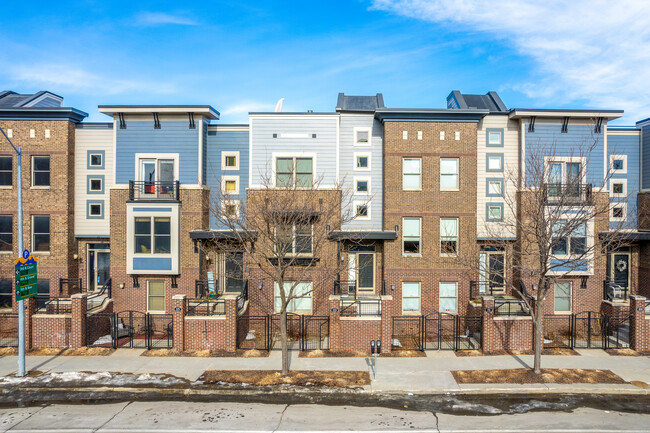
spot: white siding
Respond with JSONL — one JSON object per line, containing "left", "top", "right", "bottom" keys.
{"left": 74, "top": 128, "right": 114, "bottom": 237}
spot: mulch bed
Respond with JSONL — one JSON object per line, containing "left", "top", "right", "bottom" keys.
{"left": 0, "top": 347, "right": 114, "bottom": 356}
{"left": 299, "top": 349, "right": 425, "bottom": 358}
{"left": 452, "top": 368, "right": 626, "bottom": 384}
{"left": 455, "top": 348, "right": 579, "bottom": 357}
{"left": 605, "top": 349, "right": 641, "bottom": 357}
{"left": 199, "top": 370, "right": 370, "bottom": 388}
{"left": 142, "top": 349, "right": 269, "bottom": 358}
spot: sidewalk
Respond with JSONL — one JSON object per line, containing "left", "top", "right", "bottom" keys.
{"left": 1, "top": 349, "right": 649, "bottom": 394}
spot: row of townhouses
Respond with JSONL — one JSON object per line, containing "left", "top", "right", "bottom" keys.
{"left": 1, "top": 89, "right": 649, "bottom": 353}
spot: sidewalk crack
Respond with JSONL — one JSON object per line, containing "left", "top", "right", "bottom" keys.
{"left": 432, "top": 411, "right": 440, "bottom": 433}
{"left": 7, "top": 404, "right": 48, "bottom": 431}
{"left": 93, "top": 400, "right": 132, "bottom": 432}
{"left": 272, "top": 404, "right": 289, "bottom": 433}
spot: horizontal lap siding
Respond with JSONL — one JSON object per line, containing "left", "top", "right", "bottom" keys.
{"left": 643, "top": 125, "right": 650, "bottom": 189}
{"left": 607, "top": 132, "right": 640, "bottom": 229}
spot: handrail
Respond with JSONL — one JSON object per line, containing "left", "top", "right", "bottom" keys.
{"left": 59, "top": 278, "right": 83, "bottom": 296}
{"left": 185, "top": 298, "right": 226, "bottom": 316}
{"left": 469, "top": 281, "right": 504, "bottom": 299}
{"left": 494, "top": 298, "right": 530, "bottom": 316}
{"left": 37, "top": 297, "right": 72, "bottom": 314}
{"left": 339, "top": 298, "right": 381, "bottom": 317}
{"left": 129, "top": 180, "right": 180, "bottom": 201}
{"left": 87, "top": 278, "right": 112, "bottom": 312}
{"left": 543, "top": 183, "right": 593, "bottom": 205}
{"left": 334, "top": 279, "right": 357, "bottom": 297}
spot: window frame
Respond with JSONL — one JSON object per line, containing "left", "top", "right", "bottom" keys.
{"left": 221, "top": 175, "right": 240, "bottom": 195}
{"left": 611, "top": 203, "right": 627, "bottom": 221}
{"left": 87, "top": 200, "right": 104, "bottom": 219}
{"left": 486, "top": 178, "right": 504, "bottom": 197}
{"left": 147, "top": 280, "right": 166, "bottom": 313}
{"left": 273, "top": 156, "right": 314, "bottom": 188}
{"left": 354, "top": 200, "right": 371, "bottom": 220}
{"left": 402, "top": 217, "right": 421, "bottom": 256}
{"left": 402, "top": 281, "right": 421, "bottom": 314}
{"left": 486, "top": 153, "right": 504, "bottom": 173}
{"left": 402, "top": 157, "right": 422, "bottom": 191}
{"left": 440, "top": 157, "right": 459, "bottom": 191}
{"left": 0, "top": 155, "right": 12, "bottom": 187}
{"left": 610, "top": 178, "right": 627, "bottom": 198}
{"left": 353, "top": 127, "right": 371, "bottom": 146}
{"left": 354, "top": 177, "right": 371, "bottom": 195}
{"left": 486, "top": 203, "right": 504, "bottom": 222}
{"left": 135, "top": 154, "right": 179, "bottom": 183}
{"left": 31, "top": 155, "right": 50, "bottom": 187}
{"left": 440, "top": 217, "right": 459, "bottom": 256}
{"left": 274, "top": 281, "right": 313, "bottom": 313}
{"left": 32, "top": 215, "right": 50, "bottom": 253}
{"left": 274, "top": 223, "right": 314, "bottom": 257}
{"left": 486, "top": 128, "right": 504, "bottom": 147}
{"left": 134, "top": 216, "right": 171, "bottom": 255}
{"left": 554, "top": 281, "right": 572, "bottom": 314}
{"left": 439, "top": 281, "right": 458, "bottom": 313}
{"left": 221, "top": 151, "right": 240, "bottom": 171}
{"left": 221, "top": 200, "right": 240, "bottom": 219}
{"left": 354, "top": 152, "right": 371, "bottom": 171}
{"left": 87, "top": 151, "right": 105, "bottom": 170}
{"left": 0, "top": 215, "right": 12, "bottom": 253}
{"left": 551, "top": 220, "right": 588, "bottom": 258}
{"left": 610, "top": 154, "right": 627, "bottom": 174}
{"left": 87, "top": 175, "right": 104, "bottom": 194}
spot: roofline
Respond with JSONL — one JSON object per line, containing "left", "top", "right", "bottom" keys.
{"left": 98, "top": 105, "right": 220, "bottom": 119}
{"left": 509, "top": 108, "right": 623, "bottom": 119}
{"left": 21, "top": 91, "right": 64, "bottom": 107}
{"left": 0, "top": 107, "right": 88, "bottom": 122}
{"left": 636, "top": 117, "right": 650, "bottom": 127}
{"left": 375, "top": 108, "right": 488, "bottom": 123}
{"left": 249, "top": 112, "right": 338, "bottom": 116}
{"left": 327, "top": 230, "right": 398, "bottom": 241}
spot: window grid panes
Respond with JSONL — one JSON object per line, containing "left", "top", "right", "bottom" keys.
{"left": 402, "top": 158, "right": 421, "bottom": 190}
{"left": 440, "top": 218, "right": 458, "bottom": 255}
{"left": 276, "top": 224, "right": 312, "bottom": 256}
{"left": 276, "top": 157, "right": 313, "bottom": 187}
{"left": 32, "top": 156, "right": 50, "bottom": 186}
{"left": 439, "top": 282, "right": 458, "bottom": 312}
{"left": 0, "top": 215, "right": 12, "bottom": 251}
{"left": 134, "top": 217, "right": 171, "bottom": 254}
{"left": 32, "top": 215, "right": 50, "bottom": 252}
{"left": 148, "top": 280, "right": 165, "bottom": 312}
{"left": 402, "top": 217, "right": 421, "bottom": 254}
{"left": 402, "top": 282, "right": 421, "bottom": 312}
{"left": 440, "top": 158, "right": 459, "bottom": 190}
{"left": 0, "top": 156, "right": 12, "bottom": 186}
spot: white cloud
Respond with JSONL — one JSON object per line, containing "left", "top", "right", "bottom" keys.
{"left": 371, "top": 0, "right": 650, "bottom": 122}
{"left": 135, "top": 12, "right": 199, "bottom": 26}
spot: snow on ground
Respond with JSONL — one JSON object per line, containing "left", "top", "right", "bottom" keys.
{"left": 0, "top": 371, "right": 188, "bottom": 387}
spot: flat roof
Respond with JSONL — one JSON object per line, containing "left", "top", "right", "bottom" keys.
{"left": 509, "top": 108, "right": 623, "bottom": 120}
{"left": 328, "top": 230, "right": 398, "bottom": 241}
{"left": 0, "top": 107, "right": 88, "bottom": 122}
{"left": 98, "top": 105, "right": 219, "bottom": 119}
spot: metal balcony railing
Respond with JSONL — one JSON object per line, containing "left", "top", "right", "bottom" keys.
{"left": 340, "top": 299, "right": 381, "bottom": 317}
{"left": 470, "top": 281, "right": 505, "bottom": 299}
{"left": 603, "top": 279, "right": 629, "bottom": 302}
{"left": 494, "top": 298, "right": 530, "bottom": 316}
{"left": 129, "top": 180, "right": 180, "bottom": 201}
{"left": 543, "top": 183, "right": 593, "bottom": 205}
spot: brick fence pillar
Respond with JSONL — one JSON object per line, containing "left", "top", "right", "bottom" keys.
{"left": 222, "top": 294, "right": 238, "bottom": 352}
{"left": 70, "top": 293, "right": 87, "bottom": 348}
{"left": 380, "top": 295, "right": 393, "bottom": 354}
{"left": 329, "top": 295, "right": 341, "bottom": 352}
{"left": 22, "top": 296, "right": 36, "bottom": 351}
{"left": 630, "top": 295, "right": 648, "bottom": 352}
{"left": 172, "top": 294, "right": 186, "bottom": 352}
{"left": 481, "top": 296, "right": 495, "bottom": 353}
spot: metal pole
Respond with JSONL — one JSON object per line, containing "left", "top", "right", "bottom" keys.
{"left": 0, "top": 127, "right": 25, "bottom": 376}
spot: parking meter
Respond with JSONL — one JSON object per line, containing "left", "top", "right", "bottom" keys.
{"left": 376, "top": 340, "right": 381, "bottom": 354}
{"left": 370, "top": 340, "right": 376, "bottom": 355}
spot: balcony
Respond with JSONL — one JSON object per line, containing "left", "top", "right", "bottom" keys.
{"left": 129, "top": 180, "right": 180, "bottom": 201}
{"left": 543, "top": 183, "right": 592, "bottom": 206}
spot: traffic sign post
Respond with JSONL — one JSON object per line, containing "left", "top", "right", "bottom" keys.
{"left": 15, "top": 250, "right": 38, "bottom": 301}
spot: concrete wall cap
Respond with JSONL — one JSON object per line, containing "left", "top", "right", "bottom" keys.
{"left": 221, "top": 294, "right": 239, "bottom": 300}
{"left": 380, "top": 295, "right": 393, "bottom": 301}
{"left": 329, "top": 295, "right": 341, "bottom": 301}
{"left": 172, "top": 294, "right": 187, "bottom": 300}
{"left": 71, "top": 293, "right": 88, "bottom": 299}
{"left": 631, "top": 295, "right": 647, "bottom": 301}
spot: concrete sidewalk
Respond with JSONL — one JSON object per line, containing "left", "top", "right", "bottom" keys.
{"left": 1, "top": 349, "right": 649, "bottom": 394}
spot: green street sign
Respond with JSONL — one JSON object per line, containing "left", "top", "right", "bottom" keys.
{"left": 15, "top": 249, "right": 38, "bottom": 301}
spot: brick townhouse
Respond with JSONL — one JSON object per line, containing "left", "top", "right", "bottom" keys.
{"left": 1, "top": 89, "right": 650, "bottom": 353}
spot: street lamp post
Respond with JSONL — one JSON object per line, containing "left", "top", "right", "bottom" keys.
{"left": 0, "top": 126, "right": 25, "bottom": 377}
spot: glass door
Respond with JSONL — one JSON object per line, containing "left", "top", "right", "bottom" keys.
{"left": 88, "top": 245, "right": 110, "bottom": 291}
{"left": 141, "top": 160, "right": 156, "bottom": 195}
{"left": 356, "top": 253, "right": 375, "bottom": 294}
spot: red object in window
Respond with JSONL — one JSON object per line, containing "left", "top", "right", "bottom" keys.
{"left": 145, "top": 182, "right": 155, "bottom": 194}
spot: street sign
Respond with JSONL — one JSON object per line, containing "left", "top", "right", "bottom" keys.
{"left": 14, "top": 249, "right": 37, "bottom": 301}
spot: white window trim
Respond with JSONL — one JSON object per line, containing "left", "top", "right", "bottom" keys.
{"left": 440, "top": 217, "right": 459, "bottom": 257}
{"left": 274, "top": 223, "right": 314, "bottom": 257}
{"left": 31, "top": 155, "right": 50, "bottom": 189}
{"left": 134, "top": 153, "right": 180, "bottom": 183}
{"left": 401, "top": 281, "right": 421, "bottom": 314}
{"left": 126, "top": 205, "right": 179, "bottom": 275}
{"left": 610, "top": 202, "right": 627, "bottom": 222}
{"left": 354, "top": 200, "right": 371, "bottom": 220}
{"left": 31, "top": 214, "right": 50, "bottom": 254}
{"left": 89, "top": 177, "right": 103, "bottom": 191}
{"left": 439, "top": 131, "right": 445, "bottom": 140}
{"left": 487, "top": 204, "right": 503, "bottom": 220}
{"left": 221, "top": 200, "right": 240, "bottom": 218}
{"left": 353, "top": 176, "right": 371, "bottom": 195}
{"left": 274, "top": 281, "right": 313, "bottom": 314}
{"left": 221, "top": 151, "right": 240, "bottom": 171}
{"left": 402, "top": 158, "right": 422, "bottom": 191}
{"left": 610, "top": 154, "right": 627, "bottom": 174}
{"left": 488, "top": 180, "right": 503, "bottom": 196}
{"left": 544, "top": 156, "right": 587, "bottom": 184}
{"left": 354, "top": 152, "right": 371, "bottom": 172}
{"left": 402, "top": 131, "right": 408, "bottom": 140}
{"left": 553, "top": 281, "right": 572, "bottom": 314}
{"left": 402, "top": 217, "right": 422, "bottom": 257}
{"left": 610, "top": 178, "right": 627, "bottom": 198}
{"left": 221, "top": 175, "right": 240, "bottom": 195}
{"left": 487, "top": 155, "right": 503, "bottom": 171}
{"left": 455, "top": 131, "right": 460, "bottom": 141}
{"left": 89, "top": 153, "right": 103, "bottom": 167}
{"left": 440, "top": 157, "right": 459, "bottom": 191}
{"left": 271, "top": 152, "right": 317, "bottom": 188}
{"left": 147, "top": 280, "right": 166, "bottom": 313}
{"left": 417, "top": 131, "right": 423, "bottom": 140}
{"left": 439, "top": 281, "right": 458, "bottom": 313}
{"left": 353, "top": 127, "right": 371, "bottom": 147}
{"left": 488, "top": 130, "right": 502, "bottom": 145}
{"left": 547, "top": 211, "right": 594, "bottom": 275}
{"left": 88, "top": 202, "right": 103, "bottom": 216}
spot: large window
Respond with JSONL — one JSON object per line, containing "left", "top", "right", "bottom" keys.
{"left": 0, "top": 156, "right": 11, "bottom": 186}
{"left": 140, "top": 158, "right": 175, "bottom": 184}
{"left": 402, "top": 217, "right": 421, "bottom": 255}
{"left": 32, "top": 215, "right": 50, "bottom": 252}
{"left": 546, "top": 159, "right": 584, "bottom": 199}
{"left": 440, "top": 158, "right": 459, "bottom": 190}
{"left": 402, "top": 158, "right": 421, "bottom": 190}
{"left": 276, "top": 157, "right": 313, "bottom": 187}
{"left": 440, "top": 218, "right": 458, "bottom": 255}
{"left": 274, "top": 281, "right": 313, "bottom": 313}
{"left": 402, "top": 282, "right": 421, "bottom": 313}
{"left": 0, "top": 279, "right": 11, "bottom": 308}
{"left": 439, "top": 282, "right": 458, "bottom": 312}
{"left": 554, "top": 281, "right": 572, "bottom": 313}
{"left": 134, "top": 217, "right": 171, "bottom": 254}
{"left": 147, "top": 280, "right": 165, "bottom": 312}
{"left": 32, "top": 156, "right": 50, "bottom": 187}
{"left": 275, "top": 224, "right": 312, "bottom": 256}
{"left": 0, "top": 215, "right": 11, "bottom": 252}
{"left": 552, "top": 221, "right": 586, "bottom": 256}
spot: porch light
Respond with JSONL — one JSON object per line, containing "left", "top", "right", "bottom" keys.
{"left": 258, "top": 282, "right": 263, "bottom": 290}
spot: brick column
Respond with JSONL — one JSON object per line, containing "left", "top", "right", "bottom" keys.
{"left": 481, "top": 296, "right": 495, "bottom": 353}
{"left": 70, "top": 293, "right": 87, "bottom": 348}
{"left": 172, "top": 294, "right": 186, "bottom": 352}
{"left": 380, "top": 295, "right": 393, "bottom": 354}
{"left": 329, "top": 295, "right": 341, "bottom": 352}
{"left": 222, "top": 294, "right": 238, "bottom": 352}
{"left": 630, "top": 295, "right": 649, "bottom": 352}
{"left": 24, "top": 296, "right": 36, "bottom": 351}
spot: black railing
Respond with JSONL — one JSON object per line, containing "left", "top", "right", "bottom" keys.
{"left": 340, "top": 299, "right": 381, "bottom": 317}
{"left": 237, "top": 280, "right": 249, "bottom": 311}
{"left": 470, "top": 281, "right": 505, "bottom": 299}
{"left": 494, "top": 298, "right": 530, "bottom": 316}
{"left": 128, "top": 180, "right": 180, "bottom": 201}
{"left": 195, "top": 279, "right": 218, "bottom": 298}
{"left": 59, "top": 278, "right": 83, "bottom": 296}
{"left": 334, "top": 279, "right": 357, "bottom": 296}
{"left": 603, "top": 279, "right": 629, "bottom": 302}
{"left": 37, "top": 297, "right": 72, "bottom": 314}
{"left": 87, "top": 278, "right": 112, "bottom": 312}
{"left": 185, "top": 298, "right": 226, "bottom": 316}
{"left": 543, "top": 183, "right": 593, "bottom": 205}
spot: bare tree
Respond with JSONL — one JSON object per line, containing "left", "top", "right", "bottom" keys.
{"left": 467, "top": 134, "right": 630, "bottom": 374}
{"left": 205, "top": 169, "right": 363, "bottom": 375}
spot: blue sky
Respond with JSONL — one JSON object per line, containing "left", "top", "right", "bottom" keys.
{"left": 1, "top": 0, "right": 649, "bottom": 124}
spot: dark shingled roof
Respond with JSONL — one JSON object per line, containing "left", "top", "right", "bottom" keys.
{"left": 336, "top": 93, "right": 385, "bottom": 112}
{"left": 0, "top": 90, "right": 63, "bottom": 108}
{"left": 447, "top": 90, "right": 507, "bottom": 112}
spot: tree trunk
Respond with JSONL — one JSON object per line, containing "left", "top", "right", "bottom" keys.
{"left": 280, "top": 309, "right": 289, "bottom": 376}
{"left": 533, "top": 308, "right": 543, "bottom": 374}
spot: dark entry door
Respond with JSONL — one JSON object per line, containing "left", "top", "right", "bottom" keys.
{"left": 611, "top": 253, "right": 630, "bottom": 289}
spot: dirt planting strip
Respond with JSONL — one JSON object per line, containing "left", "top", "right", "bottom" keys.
{"left": 199, "top": 370, "right": 370, "bottom": 388}
{"left": 452, "top": 368, "right": 626, "bottom": 384}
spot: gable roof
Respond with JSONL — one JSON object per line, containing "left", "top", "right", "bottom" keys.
{"left": 336, "top": 93, "right": 385, "bottom": 112}
{"left": 0, "top": 90, "right": 64, "bottom": 108}
{"left": 447, "top": 90, "right": 507, "bottom": 112}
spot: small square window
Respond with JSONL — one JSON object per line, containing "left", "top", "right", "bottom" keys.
{"left": 89, "top": 204, "right": 102, "bottom": 216}
{"left": 455, "top": 131, "right": 460, "bottom": 141}
{"left": 613, "top": 183, "right": 623, "bottom": 194}
{"left": 488, "top": 205, "right": 502, "bottom": 220}
{"left": 402, "top": 131, "right": 408, "bottom": 140}
{"left": 356, "top": 155, "right": 369, "bottom": 169}
{"left": 356, "top": 180, "right": 369, "bottom": 193}
{"left": 6, "top": 129, "right": 12, "bottom": 138}
{"left": 488, "top": 131, "right": 502, "bottom": 145}
{"left": 613, "top": 160, "right": 624, "bottom": 170}
{"left": 417, "top": 131, "right": 422, "bottom": 140}
{"left": 225, "top": 180, "right": 236, "bottom": 192}
{"left": 613, "top": 206, "right": 624, "bottom": 219}
{"left": 356, "top": 204, "right": 369, "bottom": 218}
{"left": 90, "top": 154, "right": 102, "bottom": 167}
{"left": 355, "top": 130, "right": 369, "bottom": 144}
{"left": 29, "top": 129, "right": 35, "bottom": 138}
{"left": 225, "top": 155, "right": 237, "bottom": 167}
{"left": 90, "top": 179, "right": 102, "bottom": 191}
{"left": 487, "top": 155, "right": 503, "bottom": 172}
{"left": 44, "top": 129, "right": 50, "bottom": 139}
{"left": 439, "top": 131, "right": 445, "bottom": 140}
{"left": 488, "top": 181, "right": 502, "bottom": 196}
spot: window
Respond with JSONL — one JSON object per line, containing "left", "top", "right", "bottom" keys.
{"left": 0, "top": 215, "right": 11, "bottom": 252}
{"left": 274, "top": 281, "right": 313, "bottom": 313}
{"left": 88, "top": 152, "right": 103, "bottom": 168}
{"left": 439, "top": 131, "right": 445, "bottom": 140}
{"left": 355, "top": 202, "right": 370, "bottom": 219}
{"left": 354, "top": 128, "right": 370, "bottom": 145}
{"left": 440, "top": 218, "right": 458, "bottom": 255}
{"left": 0, "top": 279, "right": 11, "bottom": 308}
{"left": 134, "top": 217, "right": 170, "bottom": 254}
{"left": 140, "top": 158, "right": 175, "bottom": 184}
{"left": 275, "top": 224, "right": 312, "bottom": 256}
{"left": 275, "top": 157, "right": 313, "bottom": 187}
{"left": 402, "top": 217, "right": 421, "bottom": 255}
{"left": 222, "top": 151, "right": 239, "bottom": 170}
{"left": 29, "top": 129, "right": 35, "bottom": 138}
{"left": 552, "top": 221, "right": 586, "bottom": 256}
{"left": 0, "top": 156, "right": 11, "bottom": 186}
{"left": 402, "top": 282, "right": 421, "bottom": 313}
{"left": 147, "top": 280, "right": 165, "bottom": 312}
{"left": 455, "top": 131, "right": 460, "bottom": 141}
{"left": 610, "top": 155, "right": 627, "bottom": 173}
{"left": 612, "top": 183, "right": 624, "bottom": 194}
{"left": 486, "top": 203, "right": 503, "bottom": 221}
{"left": 487, "top": 178, "right": 503, "bottom": 197}
{"left": 32, "top": 215, "right": 50, "bottom": 252}
{"left": 87, "top": 201, "right": 104, "bottom": 219}
{"left": 479, "top": 248, "right": 505, "bottom": 293}
{"left": 32, "top": 156, "right": 50, "bottom": 187}
{"left": 486, "top": 154, "right": 503, "bottom": 172}
{"left": 355, "top": 153, "right": 370, "bottom": 171}
{"left": 222, "top": 176, "right": 239, "bottom": 195}
{"left": 610, "top": 179, "right": 626, "bottom": 198}
{"left": 402, "top": 131, "right": 408, "bottom": 140}
{"left": 45, "top": 128, "right": 51, "bottom": 138}
{"left": 417, "top": 131, "right": 423, "bottom": 140}
{"left": 222, "top": 200, "right": 240, "bottom": 218}
{"left": 354, "top": 178, "right": 370, "bottom": 194}
{"left": 440, "top": 158, "right": 459, "bottom": 190}
{"left": 88, "top": 176, "right": 104, "bottom": 194}
{"left": 439, "top": 282, "right": 458, "bottom": 312}
{"left": 554, "top": 281, "right": 571, "bottom": 313}
{"left": 402, "top": 158, "right": 421, "bottom": 190}
{"left": 487, "top": 129, "right": 503, "bottom": 147}
{"left": 612, "top": 204, "right": 626, "bottom": 220}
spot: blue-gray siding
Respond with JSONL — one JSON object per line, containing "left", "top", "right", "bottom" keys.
{"left": 608, "top": 133, "right": 640, "bottom": 229}
{"left": 643, "top": 126, "right": 650, "bottom": 189}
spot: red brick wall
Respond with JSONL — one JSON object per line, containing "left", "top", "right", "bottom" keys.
{"left": 482, "top": 297, "right": 533, "bottom": 353}
{"left": 31, "top": 315, "right": 71, "bottom": 348}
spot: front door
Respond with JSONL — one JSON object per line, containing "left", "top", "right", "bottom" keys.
{"left": 356, "top": 253, "right": 375, "bottom": 294}
{"left": 88, "top": 245, "right": 111, "bottom": 291}
{"left": 610, "top": 253, "right": 630, "bottom": 289}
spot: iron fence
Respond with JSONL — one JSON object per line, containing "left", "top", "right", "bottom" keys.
{"left": 542, "top": 315, "right": 573, "bottom": 348}
{"left": 340, "top": 299, "right": 381, "bottom": 317}
{"left": 394, "top": 313, "right": 482, "bottom": 351}
{"left": 87, "top": 311, "right": 173, "bottom": 350}
{"left": 236, "top": 314, "right": 329, "bottom": 351}
{"left": 543, "top": 183, "right": 593, "bottom": 205}
{"left": 0, "top": 313, "right": 18, "bottom": 347}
